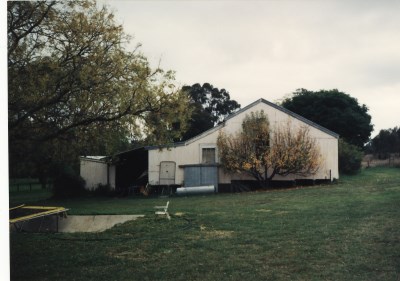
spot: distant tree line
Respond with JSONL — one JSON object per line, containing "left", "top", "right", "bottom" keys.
{"left": 367, "top": 127, "right": 400, "bottom": 158}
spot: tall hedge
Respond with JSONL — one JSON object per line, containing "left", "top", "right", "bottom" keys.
{"left": 52, "top": 165, "right": 86, "bottom": 198}
{"left": 339, "top": 139, "right": 363, "bottom": 175}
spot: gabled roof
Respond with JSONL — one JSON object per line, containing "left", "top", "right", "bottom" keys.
{"left": 253, "top": 98, "right": 339, "bottom": 138}
{"left": 146, "top": 98, "right": 339, "bottom": 150}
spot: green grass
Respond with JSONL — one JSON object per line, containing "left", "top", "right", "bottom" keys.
{"left": 10, "top": 167, "right": 400, "bottom": 280}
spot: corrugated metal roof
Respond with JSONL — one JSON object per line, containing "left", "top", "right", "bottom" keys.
{"left": 80, "top": 156, "right": 106, "bottom": 160}
{"left": 79, "top": 156, "right": 108, "bottom": 163}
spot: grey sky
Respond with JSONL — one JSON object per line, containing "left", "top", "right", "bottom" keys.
{"left": 111, "top": 1, "right": 399, "bottom": 136}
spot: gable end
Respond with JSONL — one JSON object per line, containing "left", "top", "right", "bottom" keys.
{"left": 222, "top": 99, "right": 339, "bottom": 139}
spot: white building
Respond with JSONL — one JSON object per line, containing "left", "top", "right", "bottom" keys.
{"left": 81, "top": 98, "right": 339, "bottom": 192}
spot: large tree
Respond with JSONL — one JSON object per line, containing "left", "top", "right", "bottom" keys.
{"left": 281, "top": 89, "right": 373, "bottom": 148}
{"left": 8, "top": 1, "right": 191, "bottom": 178}
{"left": 181, "top": 83, "right": 240, "bottom": 140}
{"left": 217, "top": 110, "right": 321, "bottom": 188}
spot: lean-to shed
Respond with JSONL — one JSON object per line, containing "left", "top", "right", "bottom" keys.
{"left": 80, "top": 148, "right": 148, "bottom": 193}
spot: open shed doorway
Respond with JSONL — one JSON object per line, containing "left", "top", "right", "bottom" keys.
{"left": 114, "top": 147, "right": 148, "bottom": 194}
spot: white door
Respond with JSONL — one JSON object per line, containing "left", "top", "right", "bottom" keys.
{"left": 159, "top": 161, "right": 176, "bottom": 185}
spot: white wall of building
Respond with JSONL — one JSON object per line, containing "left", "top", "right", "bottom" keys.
{"left": 148, "top": 99, "right": 339, "bottom": 186}
{"left": 80, "top": 157, "right": 116, "bottom": 190}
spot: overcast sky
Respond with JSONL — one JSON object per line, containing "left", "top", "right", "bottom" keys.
{"left": 104, "top": 0, "right": 400, "bottom": 137}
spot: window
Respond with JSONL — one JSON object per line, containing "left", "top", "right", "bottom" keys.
{"left": 202, "top": 147, "right": 216, "bottom": 164}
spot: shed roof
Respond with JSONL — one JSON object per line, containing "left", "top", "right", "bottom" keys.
{"left": 147, "top": 98, "right": 339, "bottom": 150}
{"left": 79, "top": 156, "right": 107, "bottom": 163}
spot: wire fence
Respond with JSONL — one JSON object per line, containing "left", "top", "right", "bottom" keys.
{"left": 362, "top": 155, "right": 400, "bottom": 168}
{"left": 9, "top": 179, "right": 52, "bottom": 192}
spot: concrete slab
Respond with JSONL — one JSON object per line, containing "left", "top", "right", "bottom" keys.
{"left": 10, "top": 214, "right": 144, "bottom": 233}
{"left": 58, "top": 215, "right": 145, "bottom": 233}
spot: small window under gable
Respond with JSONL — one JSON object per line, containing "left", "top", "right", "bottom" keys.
{"left": 202, "top": 147, "right": 216, "bottom": 164}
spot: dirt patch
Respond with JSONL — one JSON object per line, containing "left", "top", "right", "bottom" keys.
{"left": 274, "top": 211, "right": 289, "bottom": 215}
{"left": 203, "top": 230, "right": 234, "bottom": 239}
{"left": 110, "top": 249, "right": 149, "bottom": 261}
{"left": 256, "top": 209, "right": 272, "bottom": 212}
{"left": 186, "top": 226, "right": 234, "bottom": 240}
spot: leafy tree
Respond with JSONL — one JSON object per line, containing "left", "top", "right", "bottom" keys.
{"left": 8, "top": 1, "right": 191, "bottom": 179}
{"left": 281, "top": 89, "right": 373, "bottom": 148}
{"left": 369, "top": 127, "right": 400, "bottom": 157}
{"left": 181, "top": 83, "right": 240, "bottom": 140}
{"left": 217, "top": 110, "right": 321, "bottom": 188}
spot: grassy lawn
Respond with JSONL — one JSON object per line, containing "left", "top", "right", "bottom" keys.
{"left": 9, "top": 167, "right": 400, "bottom": 280}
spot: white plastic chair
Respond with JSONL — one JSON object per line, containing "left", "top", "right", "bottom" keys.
{"left": 154, "top": 201, "right": 170, "bottom": 220}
